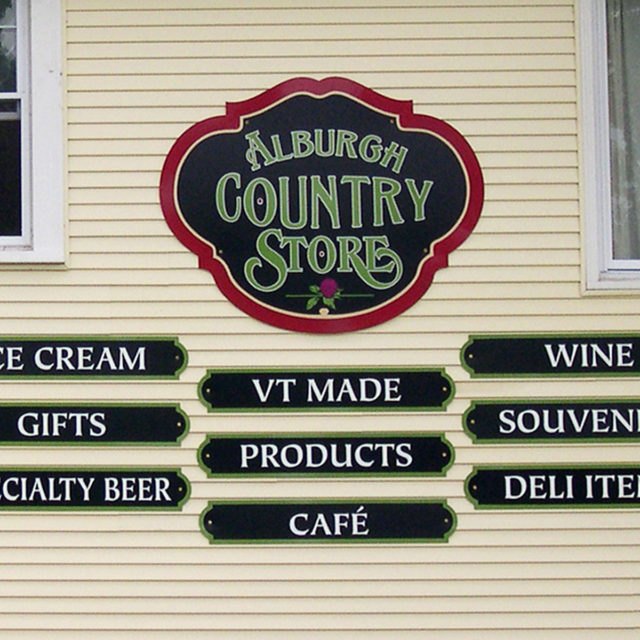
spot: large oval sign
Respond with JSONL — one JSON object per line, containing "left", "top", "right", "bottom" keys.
{"left": 160, "top": 77, "right": 483, "bottom": 333}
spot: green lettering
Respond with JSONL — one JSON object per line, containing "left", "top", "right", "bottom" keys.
{"left": 310, "top": 175, "right": 340, "bottom": 230}
{"left": 307, "top": 235, "right": 337, "bottom": 274}
{"left": 340, "top": 175, "right": 370, "bottom": 229}
{"left": 291, "top": 130, "right": 314, "bottom": 159}
{"left": 363, "top": 236, "right": 403, "bottom": 288}
{"left": 335, "top": 130, "right": 358, "bottom": 159}
{"left": 244, "top": 130, "right": 276, "bottom": 171}
{"left": 243, "top": 177, "right": 277, "bottom": 227}
{"left": 372, "top": 177, "right": 404, "bottom": 227}
{"left": 244, "top": 229, "right": 288, "bottom": 292}
{"left": 215, "top": 172, "right": 242, "bottom": 222}
{"left": 380, "top": 141, "right": 408, "bottom": 174}
{"left": 358, "top": 134, "right": 383, "bottom": 164}
{"left": 406, "top": 179, "right": 434, "bottom": 222}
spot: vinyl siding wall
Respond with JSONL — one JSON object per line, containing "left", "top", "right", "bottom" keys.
{"left": 1, "top": 0, "right": 637, "bottom": 636}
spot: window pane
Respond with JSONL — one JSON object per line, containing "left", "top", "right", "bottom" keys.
{"left": 0, "top": 99, "right": 20, "bottom": 236}
{"left": 0, "top": 0, "right": 15, "bottom": 92}
{"left": 607, "top": 0, "right": 640, "bottom": 260}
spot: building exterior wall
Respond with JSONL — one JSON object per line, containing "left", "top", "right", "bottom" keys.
{"left": 0, "top": 0, "right": 637, "bottom": 636}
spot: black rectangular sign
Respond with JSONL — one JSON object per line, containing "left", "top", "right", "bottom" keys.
{"left": 198, "top": 433, "right": 453, "bottom": 477}
{"left": 462, "top": 334, "right": 640, "bottom": 377}
{"left": 0, "top": 404, "right": 188, "bottom": 444}
{"left": 199, "top": 368, "right": 453, "bottom": 412}
{"left": 466, "top": 466, "right": 640, "bottom": 508}
{"left": 200, "top": 499, "right": 456, "bottom": 543}
{"left": 464, "top": 400, "right": 640, "bottom": 442}
{"left": 0, "top": 469, "right": 189, "bottom": 509}
{"left": 0, "top": 337, "right": 186, "bottom": 377}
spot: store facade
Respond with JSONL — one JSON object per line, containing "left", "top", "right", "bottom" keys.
{"left": 0, "top": 0, "right": 637, "bottom": 637}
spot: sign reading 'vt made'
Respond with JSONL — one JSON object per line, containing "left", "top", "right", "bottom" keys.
{"left": 160, "top": 76, "right": 483, "bottom": 333}
{"left": 199, "top": 368, "right": 453, "bottom": 412}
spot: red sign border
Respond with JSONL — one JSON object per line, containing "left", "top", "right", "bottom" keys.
{"left": 160, "top": 76, "right": 484, "bottom": 334}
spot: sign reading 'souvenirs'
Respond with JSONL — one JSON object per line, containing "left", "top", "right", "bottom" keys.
{"left": 160, "top": 77, "right": 483, "bottom": 333}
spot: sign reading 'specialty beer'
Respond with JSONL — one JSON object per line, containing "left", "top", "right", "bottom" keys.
{"left": 160, "top": 77, "right": 483, "bottom": 333}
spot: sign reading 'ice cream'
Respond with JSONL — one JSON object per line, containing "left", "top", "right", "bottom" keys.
{"left": 160, "top": 77, "right": 483, "bottom": 333}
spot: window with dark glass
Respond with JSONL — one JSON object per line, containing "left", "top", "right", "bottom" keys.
{"left": 0, "top": 0, "right": 20, "bottom": 237}
{"left": 606, "top": 0, "right": 640, "bottom": 263}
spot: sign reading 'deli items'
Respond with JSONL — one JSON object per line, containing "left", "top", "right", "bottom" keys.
{"left": 200, "top": 499, "right": 456, "bottom": 543}
{"left": 160, "top": 76, "right": 483, "bottom": 333}
{"left": 0, "top": 404, "right": 188, "bottom": 444}
{"left": 199, "top": 368, "right": 453, "bottom": 412}
{"left": 464, "top": 400, "right": 640, "bottom": 442}
{"left": 462, "top": 334, "right": 640, "bottom": 377}
{"left": 0, "top": 469, "right": 189, "bottom": 509}
{"left": 0, "top": 337, "right": 186, "bottom": 377}
{"left": 466, "top": 466, "right": 640, "bottom": 508}
{"left": 198, "top": 433, "right": 453, "bottom": 477}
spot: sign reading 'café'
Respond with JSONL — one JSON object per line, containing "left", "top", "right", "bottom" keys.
{"left": 160, "top": 77, "right": 483, "bottom": 333}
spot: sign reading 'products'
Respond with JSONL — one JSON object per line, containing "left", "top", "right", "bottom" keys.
{"left": 198, "top": 433, "right": 453, "bottom": 477}
{"left": 160, "top": 76, "right": 483, "bottom": 333}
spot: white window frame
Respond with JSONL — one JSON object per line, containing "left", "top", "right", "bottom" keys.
{"left": 0, "top": 0, "right": 64, "bottom": 263}
{"left": 580, "top": 0, "right": 640, "bottom": 290}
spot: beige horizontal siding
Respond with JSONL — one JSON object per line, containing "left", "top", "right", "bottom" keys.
{"left": 0, "top": 0, "right": 637, "bottom": 637}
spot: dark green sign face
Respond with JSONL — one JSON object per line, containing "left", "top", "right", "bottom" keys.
{"left": 198, "top": 433, "right": 453, "bottom": 477}
{"left": 0, "top": 404, "right": 188, "bottom": 445}
{"left": 465, "top": 400, "right": 640, "bottom": 442}
{"left": 0, "top": 337, "right": 186, "bottom": 377}
{"left": 199, "top": 368, "right": 454, "bottom": 412}
{"left": 161, "top": 77, "right": 483, "bottom": 333}
{"left": 0, "top": 469, "right": 189, "bottom": 509}
{"left": 466, "top": 466, "right": 640, "bottom": 508}
{"left": 200, "top": 500, "right": 456, "bottom": 543}
{"left": 462, "top": 334, "right": 640, "bottom": 377}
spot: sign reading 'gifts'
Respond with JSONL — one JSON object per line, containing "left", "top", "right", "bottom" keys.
{"left": 160, "top": 77, "right": 483, "bottom": 333}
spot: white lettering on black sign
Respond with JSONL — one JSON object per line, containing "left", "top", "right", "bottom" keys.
{"left": 200, "top": 368, "right": 453, "bottom": 411}
{"left": 0, "top": 470, "right": 189, "bottom": 509}
{"left": 201, "top": 500, "right": 456, "bottom": 543}
{"left": 462, "top": 334, "right": 640, "bottom": 377}
{"left": 467, "top": 467, "right": 640, "bottom": 507}
{"left": 0, "top": 339, "right": 186, "bottom": 377}
{"left": 465, "top": 401, "right": 640, "bottom": 441}
{"left": 199, "top": 433, "right": 453, "bottom": 476}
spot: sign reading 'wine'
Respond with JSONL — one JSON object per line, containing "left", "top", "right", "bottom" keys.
{"left": 462, "top": 334, "right": 640, "bottom": 377}
{"left": 198, "top": 433, "right": 453, "bottom": 477}
{"left": 199, "top": 368, "right": 453, "bottom": 412}
{"left": 200, "top": 499, "right": 456, "bottom": 543}
{"left": 160, "top": 77, "right": 483, "bottom": 333}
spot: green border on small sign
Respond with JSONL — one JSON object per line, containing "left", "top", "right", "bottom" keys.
{"left": 0, "top": 403, "right": 189, "bottom": 447}
{"left": 198, "top": 366, "right": 455, "bottom": 413}
{"left": 197, "top": 431, "right": 455, "bottom": 478}
{"left": 0, "top": 336, "right": 188, "bottom": 379}
{"left": 460, "top": 332, "right": 640, "bottom": 378}
{"left": 465, "top": 463, "right": 640, "bottom": 510}
{"left": 199, "top": 497, "right": 457, "bottom": 545}
{"left": 0, "top": 467, "right": 191, "bottom": 511}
